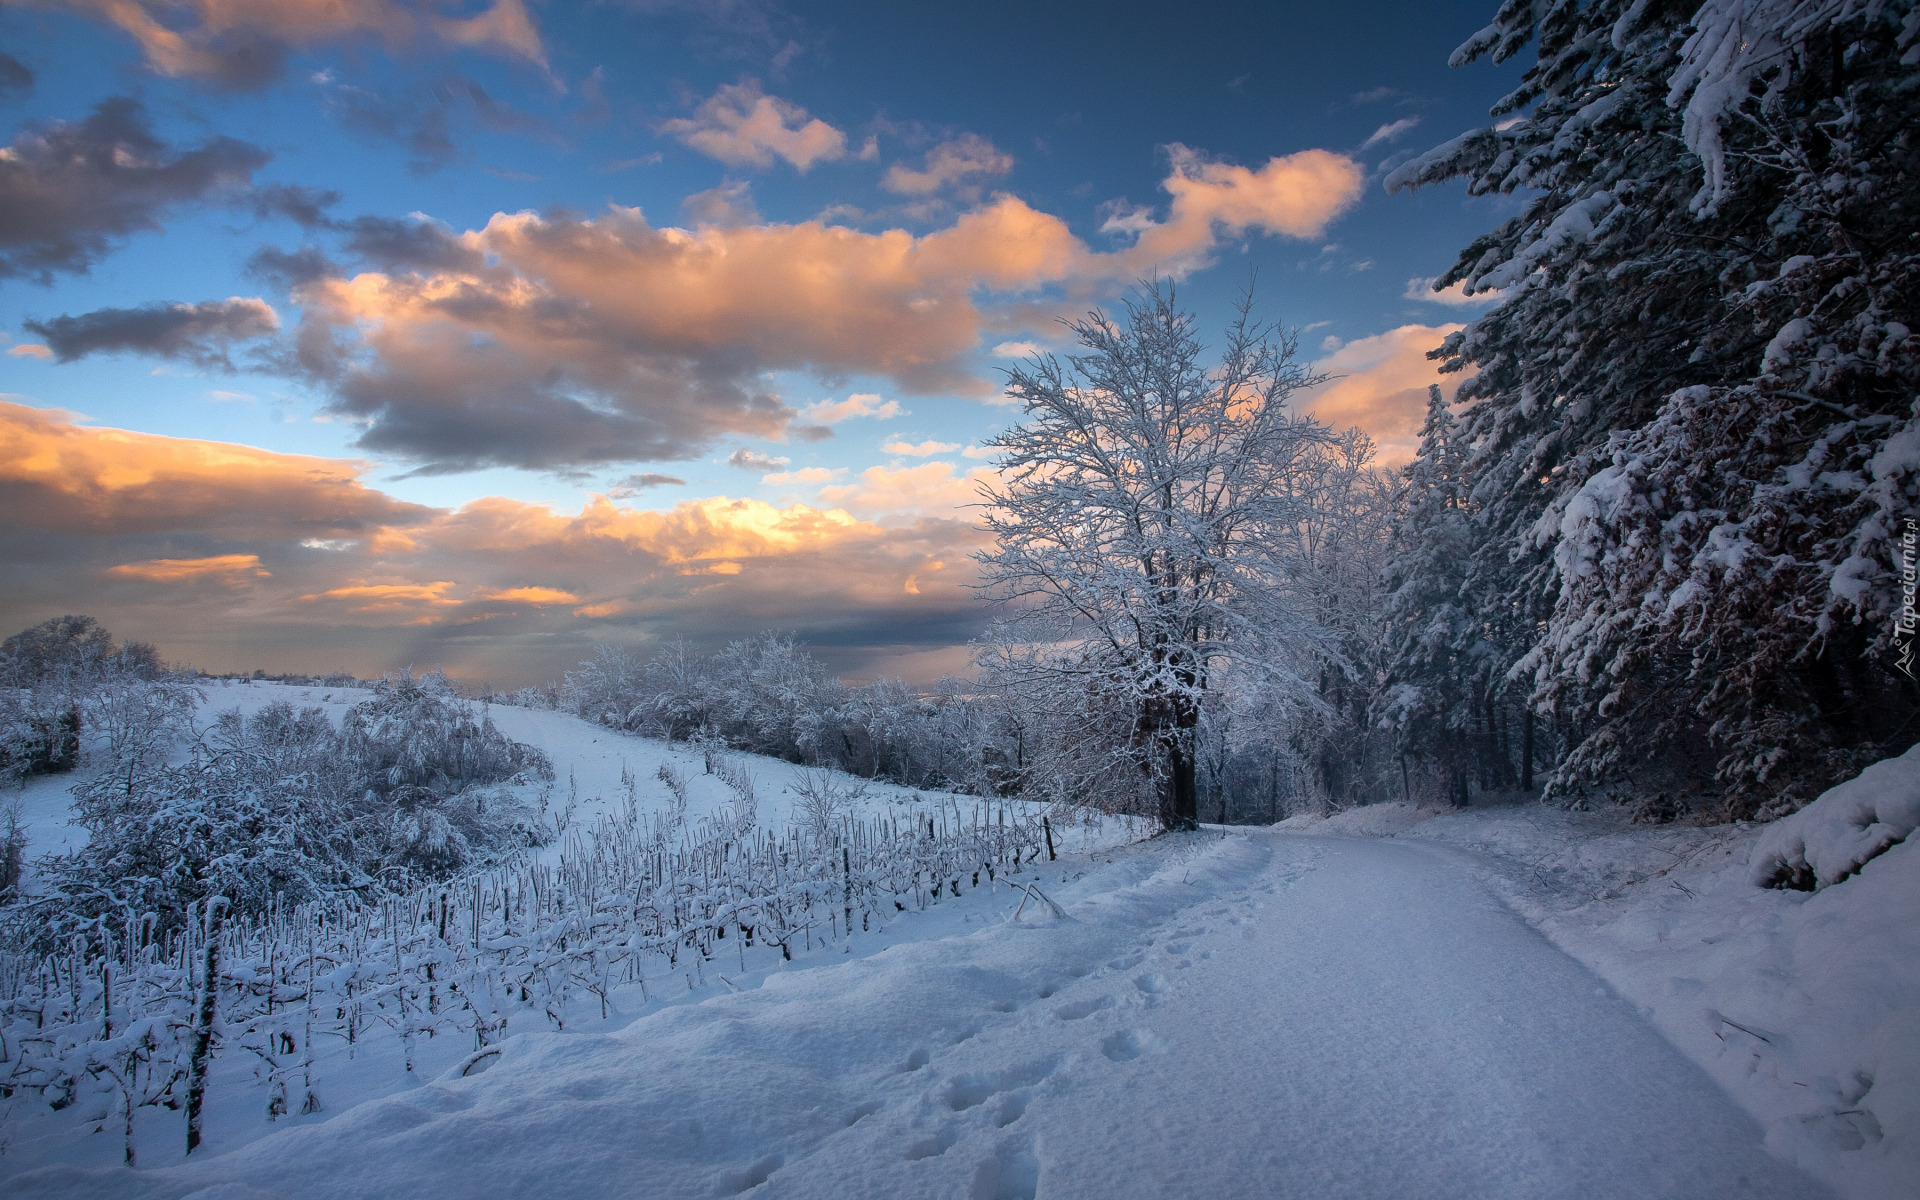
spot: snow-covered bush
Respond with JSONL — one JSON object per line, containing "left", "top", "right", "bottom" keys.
{"left": 24, "top": 674, "right": 554, "bottom": 946}
{"left": 1752, "top": 743, "right": 1920, "bottom": 890}
{"left": 0, "top": 616, "right": 166, "bottom": 783}
{"left": 1, "top": 784, "right": 1055, "bottom": 1160}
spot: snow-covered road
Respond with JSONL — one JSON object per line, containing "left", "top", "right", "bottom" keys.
{"left": 10, "top": 829, "right": 1831, "bottom": 1199}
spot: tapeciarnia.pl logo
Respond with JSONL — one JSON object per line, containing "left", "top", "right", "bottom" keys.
{"left": 1897, "top": 518, "right": 1917, "bottom": 681}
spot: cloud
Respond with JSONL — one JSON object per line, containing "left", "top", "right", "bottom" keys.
{"left": 0, "top": 406, "right": 990, "bottom": 683}
{"left": 1362, "top": 117, "right": 1421, "bottom": 149}
{"left": 343, "top": 216, "right": 484, "bottom": 272}
{"left": 660, "top": 80, "right": 847, "bottom": 171}
{"left": 881, "top": 134, "right": 1013, "bottom": 196}
{"left": 1403, "top": 275, "right": 1504, "bottom": 307}
{"left": 682, "top": 179, "right": 760, "bottom": 228}
{"left": 7, "top": 344, "right": 52, "bottom": 360}
{"left": 269, "top": 143, "right": 1359, "bottom": 472}
{"left": 0, "top": 400, "right": 432, "bottom": 536}
{"left": 727, "top": 448, "right": 789, "bottom": 471}
{"left": 0, "top": 52, "right": 33, "bottom": 97}
{"left": 800, "top": 393, "right": 903, "bottom": 423}
{"left": 24, "top": 298, "right": 279, "bottom": 367}
{"left": 246, "top": 244, "right": 341, "bottom": 288}
{"left": 818, "top": 461, "right": 994, "bottom": 517}
{"left": 53, "top": 0, "right": 546, "bottom": 89}
{"left": 106, "top": 554, "right": 270, "bottom": 583}
{"left": 280, "top": 198, "right": 1080, "bottom": 469}
{"left": 474, "top": 585, "right": 578, "bottom": 605}
{"left": 609, "top": 472, "right": 686, "bottom": 493}
{"left": 0, "top": 97, "right": 270, "bottom": 282}
{"left": 761, "top": 466, "right": 843, "bottom": 485}
{"left": 1101, "top": 144, "right": 1364, "bottom": 275}
{"left": 990, "top": 341, "right": 1042, "bottom": 358}
{"left": 881, "top": 439, "right": 960, "bottom": 457}
{"left": 1297, "top": 323, "right": 1466, "bottom": 468}
{"left": 249, "top": 182, "right": 341, "bottom": 227}
{"left": 297, "top": 580, "right": 461, "bottom": 622}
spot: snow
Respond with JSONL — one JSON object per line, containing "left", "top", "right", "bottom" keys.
{"left": 5, "top": 692, "right": 1908, "bottom": 1198}
{"left": 5, "top": 825, "right": 1834, "bottom": 1200}
{"left": 1750, "top": 744, "right": 1920, "bottom": 891}
{"left": 1358, "top": 791, "right": 1919, "bottom": 1200}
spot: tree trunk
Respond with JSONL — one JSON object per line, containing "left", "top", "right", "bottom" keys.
{"left": 1521, "top": 709, "right": 1535, "bottom": 793}
{"left": 186, "top": 896, "right": 228, "bottom": 1155}
{"left": 1168, "top": 739, "right": 1198, "bottom": 831}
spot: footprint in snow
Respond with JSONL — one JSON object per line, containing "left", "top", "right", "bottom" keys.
{"left": 944, "top": 1058, "right": 1057, "bottom": 1112}
{"left": 1133, "top": 972, "right": 1169, "bottom": 995}
{"left": 714, "top": 1152, "right": 781, "bottom": 1194}
{"left": 970, "top": 1136, "right": 1042, "bottom": 1200}
{"left": 1052, "top": 995, "right": 1112, "bottom": 1021}
{"left": 903, "top": 1126, "right": 960, "bottom": 1160}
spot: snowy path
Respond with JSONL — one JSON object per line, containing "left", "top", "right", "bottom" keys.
{"left": 10, "top": 830, "right": 1831, "bottom": 1200}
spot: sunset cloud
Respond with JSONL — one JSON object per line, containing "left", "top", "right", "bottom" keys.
{"left": 0, "top": 400, "right": 431, "bottom": 536}
{"left": 107, "top": 553, "right": 270, "bottom": 582}
{"left": 209, "top": 145, "right": 1362, "bottom": 474}
{"left": 1109, "top": 145, "right": 1366, "bottom": 276}
{"left": 881, "top": 439, "right": 960, "bottom": 457}
{"left": 52, "top": 0, "right": 547, "bottom": 88}
{"left": 474, "top": 585, "right": 580, "bottom": 605}
{"left": 818, "top": 461, "right": 995, "bottom": 517}
{"left": 0, "top": 402, "right": 987, "bottom": 683}
{"left": 881, "top": 134, "right": 1013, "bottom": 196}
{"left": 1403, "top": 276, "right": 1504, "bottom": 307}
{"left": 660, "top": 81, "right": 848, "bottom": 171}
{"left": 1299, "top": 323, "right": 1465, "bottom": 467}
{"left": 800, "top": 393, "right": 904, "bottom": 423}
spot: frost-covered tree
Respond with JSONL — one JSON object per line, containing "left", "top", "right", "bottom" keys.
{"left": 0, "top": 615, "right": 165, "bottom": 781}
{"left": 1389, "top": 0, "right": 1920, "bottom": 813}
{"left": 975, "top": 285, "right": 1334, "bottom": 830}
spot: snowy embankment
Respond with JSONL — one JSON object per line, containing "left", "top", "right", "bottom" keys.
{"left": 1282, "top": 745, "right": 1920, "bottom": 1200}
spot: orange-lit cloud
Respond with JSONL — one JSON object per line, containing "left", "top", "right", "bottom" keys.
{"left": 1104, "top": 145, "right": 1365, "bottom": 275}
{"left": 818, "top": 461, "right": 997, "bottom": 517}
{"left": 881, "top": 134, "right": 1013, "bottom": 196}
{"left": 282, "top": 146, "right": 1362, "bottom": 472}
{"left": 659, "top": 81, "right": 847, "bottom": 171}
{"left": 1298, "top": 324, "right": 1465, "bottom": 468}
{"left": 882, "top": 439, "right": 961, "bottom": 457}
{"left": 0, "top": 400, "right": 432, "bottom": 536}
{"left": 107, "top": 553, "right": 270, "bottom": 582}
{"left": 52, "top": 0, "right": 546, "bottom": 85}
{"left": 474, "top": 585, "right": 580, "bottom": 605}
{"left": 800, "top": 393, "right": 903, "bottom": 423}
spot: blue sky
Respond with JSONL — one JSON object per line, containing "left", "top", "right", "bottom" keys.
{"left": 0, "top": 0, "right": 1525, "bottom": 684}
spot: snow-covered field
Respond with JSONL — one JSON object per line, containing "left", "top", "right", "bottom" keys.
{"left": 3, "top": 683, "right": 1910, "bottom": 1199}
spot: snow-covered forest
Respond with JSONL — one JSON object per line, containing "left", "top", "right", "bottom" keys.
{"left": 1, "top": 0, "right": 1916, "bottom": 1196}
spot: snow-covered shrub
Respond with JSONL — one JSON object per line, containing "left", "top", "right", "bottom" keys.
{"left": 1, "top": 785, "right": 1057, "bottom": 1160}
{"left": 0, "top": 615, "right": 168, "bottom": 782}
{"left": 37, "top": 702, "right": 369, "bottom": 938}
{"left": 1752, "top": 744, "right": 1920, "bottom": 891}
{"left": 0, "top": 691, "right": 80, "bottom": 781}
{"left": 792, "top": 767, "right": 869, "bottom": 840}
{"left": 345, "top": 670, "right": 552, "bottom": 802}
{"left": 341, "top": 671, "right": 554, "bottom": 881}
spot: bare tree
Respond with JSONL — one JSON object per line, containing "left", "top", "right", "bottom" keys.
{"left": 974, "top": 283, "right": 1334, "bottom": 831}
